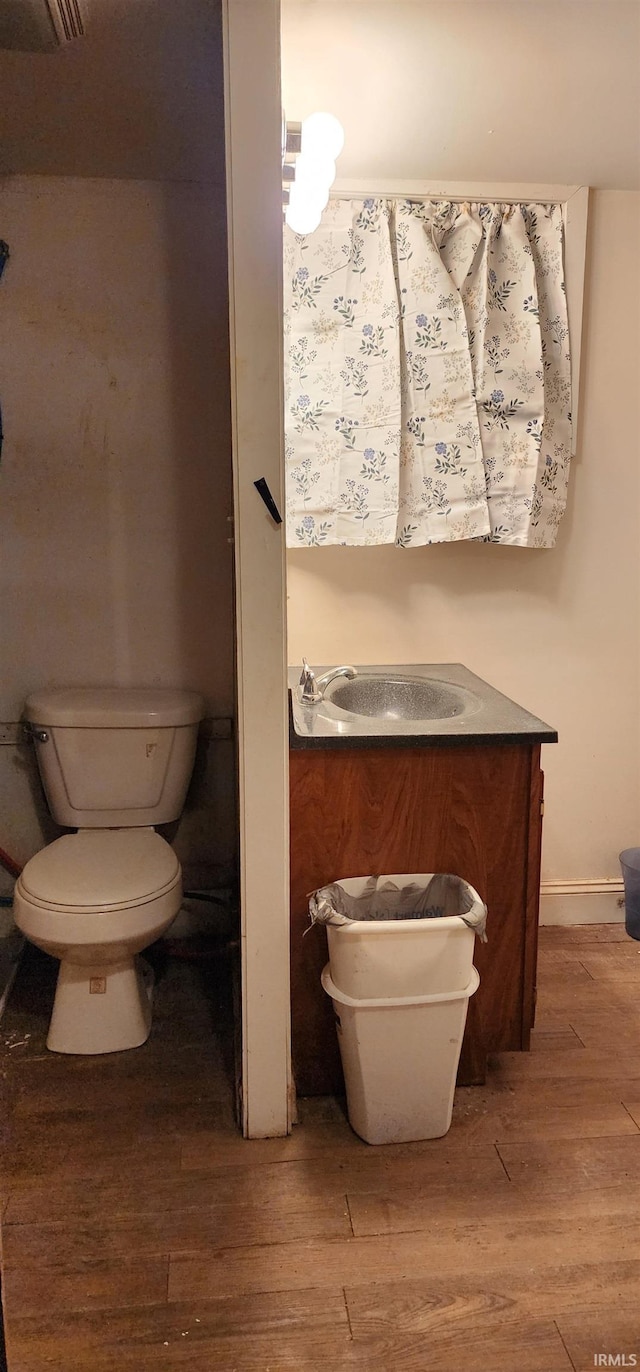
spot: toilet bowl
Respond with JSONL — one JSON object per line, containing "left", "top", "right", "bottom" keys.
{"left": 14, "top": 687, "right": 204, "bottom": 1054}
{"left": 14, "top": 830, "right": 181, "bottom": 1053}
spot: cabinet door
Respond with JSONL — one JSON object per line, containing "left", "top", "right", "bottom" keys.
{"left": 290, "top": 743, "right": 540, "bottom": 1096}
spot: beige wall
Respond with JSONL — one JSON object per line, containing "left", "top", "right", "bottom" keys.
{"left": 0, "top": 0, "right": 224, "bottom": 182}
{"left": 0, "top": 176, "right": 235, "bottom": 887}
{"left": 283, "top": 3, "right": 640, "bottom": 887}
{"left": 281, "top": 1, "right": 640, "bottom": 191}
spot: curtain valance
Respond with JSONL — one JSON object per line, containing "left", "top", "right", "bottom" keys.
{"left": 283, "top": 199, "right": 571, "bottom": 548}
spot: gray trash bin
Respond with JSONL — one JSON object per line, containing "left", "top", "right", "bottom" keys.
{"left": 620, "top": 849, "right": 640, "bottom": 940}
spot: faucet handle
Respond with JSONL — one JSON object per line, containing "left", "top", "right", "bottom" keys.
{"left": 299, "top": 658, "right": 321, "bottom": 703}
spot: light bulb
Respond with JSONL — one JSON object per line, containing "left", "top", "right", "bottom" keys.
{"left": 286, "top": 204, "right": 322, "bottom": 235}
{"left": 294, "top": 152, "right": 336, "bottom": 192}
{"left": 301, "top": 112, "right": 345, "bottom": 162}
{"left": 290, "top": 179, "right": 329, "bottom": 214}
{"left": 289, "top": 181, "right": 327, "bottom": 214}
{"left": 285, "top": 187, "right": 322, "bottom": 235}
{"left": 311, "top": 183, "right": 329, "bottom": 212}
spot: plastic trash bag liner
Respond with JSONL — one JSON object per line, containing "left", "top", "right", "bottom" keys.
{"left": 309, "top": 873, "right": 487, "bottom": 941}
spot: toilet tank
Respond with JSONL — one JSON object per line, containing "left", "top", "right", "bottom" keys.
{"left": 24, "top": 687, "right": 205, "bottom": 828}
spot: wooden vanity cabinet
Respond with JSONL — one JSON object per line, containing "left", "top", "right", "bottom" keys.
{"left": 290, "top": 741, "right": 544, "bottom": 1096}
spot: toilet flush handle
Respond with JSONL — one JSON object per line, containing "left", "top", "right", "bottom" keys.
{"left": 23, "top": 722, "right": 49, "bottom": 744}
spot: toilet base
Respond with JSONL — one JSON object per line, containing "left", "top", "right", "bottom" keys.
{"left": 47, "top": 956, "right": 154, "bottom": 1055}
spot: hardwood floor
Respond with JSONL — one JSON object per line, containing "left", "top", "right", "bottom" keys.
{"left": 1, "top": 925, "right": 639, "bottom": 1371}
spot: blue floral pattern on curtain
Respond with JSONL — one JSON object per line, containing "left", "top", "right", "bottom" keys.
{"left": 283, "top": 200, "right": 571, "bottom": 548}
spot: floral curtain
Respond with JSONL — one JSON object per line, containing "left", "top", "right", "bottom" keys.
{"left": 283, "top": 199, "right": 571, "bottom": 548}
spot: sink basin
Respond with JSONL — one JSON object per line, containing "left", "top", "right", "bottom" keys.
{"left": 289, "top": 662, "right": 558, "bottom": 743}
{"left": 325, "top": 674, "right": 478, "bottom": 722}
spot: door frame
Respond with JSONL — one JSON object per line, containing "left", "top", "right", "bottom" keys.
{"left": 222, "top": 0, "right": 290, "bottom": 1138}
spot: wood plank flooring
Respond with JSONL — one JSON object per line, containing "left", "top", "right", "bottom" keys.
{"left": 1, "top": 926, "right": 640, "bottom": 1371}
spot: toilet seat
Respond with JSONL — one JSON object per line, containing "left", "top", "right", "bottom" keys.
{"left": 19, "top": 830, "right": 180, "bottom": 913}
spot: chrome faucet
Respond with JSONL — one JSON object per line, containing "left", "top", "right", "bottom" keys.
{"left": 298, "top": 658, "right": 357, "bottom": 704}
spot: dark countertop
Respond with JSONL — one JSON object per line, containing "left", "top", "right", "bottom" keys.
{"left": 289, "top": 663, "right": 558, "bottom": 750}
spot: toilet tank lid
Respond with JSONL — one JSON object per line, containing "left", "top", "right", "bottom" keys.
{"left": 24, "top": 687, "right": 206, "bottom": 728}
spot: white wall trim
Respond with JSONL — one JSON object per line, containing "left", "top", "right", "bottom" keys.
{"left": 333, "top": 179, "right": 583, "bottom": 202}
{"left": 563, "top": 185, "right": 589, "bottom": 454}
{"left": 540, "top": 878, "right": 625, "bottom": 926}
{"left": 223, "top": 0, "right": 291, "bottom": 1138}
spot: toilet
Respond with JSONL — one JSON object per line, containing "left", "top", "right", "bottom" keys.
{"left": 13, "top": 686, "right": 205, "bottom": 1055}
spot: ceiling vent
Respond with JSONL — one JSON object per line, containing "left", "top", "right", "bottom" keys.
{"left": 0, "top": 0, "right": 85, "bottom": 51}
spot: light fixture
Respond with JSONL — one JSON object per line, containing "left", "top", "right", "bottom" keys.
{"left": 282, "top": 118, "right": 302, "bottom": 159}
{"left": 282, "top": 110, "right": 344, "bottom": 236}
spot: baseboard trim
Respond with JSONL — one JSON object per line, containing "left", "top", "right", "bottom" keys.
{"left": 540, "top": 878, "right": 625, "bottom": 926}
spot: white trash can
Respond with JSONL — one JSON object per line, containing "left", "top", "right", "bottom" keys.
{"left": 325, "top": 874, "right": 481, "bottom": 999}
{"left": 311, "top": 873, "right": 486, "bottom": 1145}
{"left": 322, "top": 962, "right": 480, "bottom": 1145}
{"left": 312, "top": 872, "right": 486, "bottom": 999}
